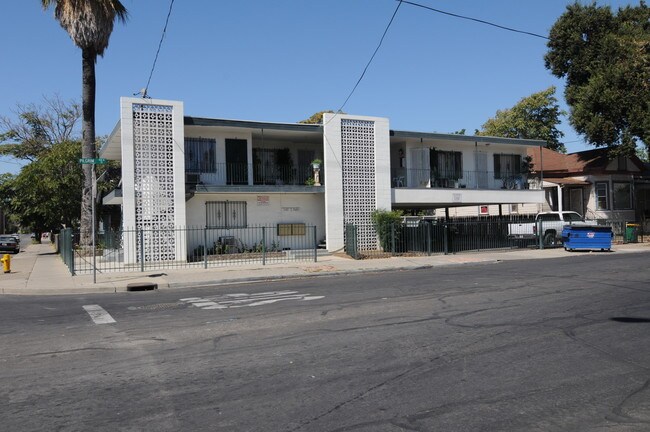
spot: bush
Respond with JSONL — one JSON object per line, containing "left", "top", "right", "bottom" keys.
{"left": 371, "top": 209, "right": 403, "bottom": 251}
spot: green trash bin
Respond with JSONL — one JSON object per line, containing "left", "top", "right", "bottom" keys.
{"left": 625, "top": 223, "right": 639, "bottom": 243}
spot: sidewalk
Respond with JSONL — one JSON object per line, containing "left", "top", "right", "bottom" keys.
{"left": 2, "top": 240, "right": 649, "bottom": 295}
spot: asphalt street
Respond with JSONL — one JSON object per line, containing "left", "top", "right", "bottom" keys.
{"left": 1, "top": 252, "right": 649, "bottom": 431}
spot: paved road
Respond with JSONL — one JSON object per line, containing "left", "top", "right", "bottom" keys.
{"left": 1, "top": 252, "right": 649, "bottom": 431}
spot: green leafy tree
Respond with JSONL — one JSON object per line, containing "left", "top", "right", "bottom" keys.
{"left": 545, "top": 2, "right": 650, "bottom": 155}
{"left": 42, "top": 0, "right": 128, "bottom": 246}
{"left": 479, "top": 87, "right": 566, "bottom": 152}
{"left": 6, "top": 140, "right": 83, "bottom": 235}
{"left": 0, "top": 95, "right": 80, "bottom": 161}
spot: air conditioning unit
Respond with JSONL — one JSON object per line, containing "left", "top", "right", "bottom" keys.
{"left": 185, "top": 173, "right": 200, "bottom": 185}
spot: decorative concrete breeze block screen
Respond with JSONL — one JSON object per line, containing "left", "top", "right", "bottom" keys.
{"left": 341, "top": 118, "right": 378, "bottom": 251}
{"left": 132, "top": 103, "right": 176, "bottom": 261}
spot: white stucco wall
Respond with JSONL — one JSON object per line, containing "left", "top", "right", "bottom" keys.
{"left": 184, "top": 192, "right": 325, "bottom": 252}
{"left": 323, "top": 113, "right": 391, "bottom": 252}
{"left": 120, "top": 97, "right": 186, "bottom": 264}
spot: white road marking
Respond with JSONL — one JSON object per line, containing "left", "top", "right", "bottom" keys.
{"left": 181, "top": 290, "right": 324, "bottom": 310}
{"left": 83, "top": 304, "right": 116, "bottom": 325}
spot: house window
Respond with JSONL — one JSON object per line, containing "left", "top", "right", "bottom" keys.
{"left": 613, "top": 182, "right": 632, "bottom": 210}
{"left": 431, "top": 150, "right": 462, "bottom": 179}
{"left": 595, "top": 182, "right": 609, "bottom": 210}
{"left": 185, "top": 137, "right": 216, "bottom": 173}
{"left": 494, "top": 154, "right": 522, "bottom": 179}
{"left": 277, "top": 223, "right": 306, "bottom": 236}
{"left": 206, "top": 201, "right": 247, "bottom": 228}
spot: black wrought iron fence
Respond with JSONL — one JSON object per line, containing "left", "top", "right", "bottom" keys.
{"left": 345, "top": 216, "right": 549, "bottom": 259}
{"left": 59, "top": 225, "right": 318, "bottom": 275}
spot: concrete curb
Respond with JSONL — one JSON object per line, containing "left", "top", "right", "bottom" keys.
{"left": 3, "top": 242, "right": 648, "bottom": 296}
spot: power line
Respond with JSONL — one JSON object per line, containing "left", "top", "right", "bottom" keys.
{"left": 141, "top": 0, "right": 176, "bottom": 98}
{"left": 398, "top": 0, "right": 549, "bottom": 40}
{"left": 336, "top": 0, "right": 404, "bottom": 114}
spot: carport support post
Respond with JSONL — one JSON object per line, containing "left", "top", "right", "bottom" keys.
{"left": 538, "top": 219, "right": 544, "bottom": 250}
{"left": 444, "top": 207, "right": 450, "bottom": 255}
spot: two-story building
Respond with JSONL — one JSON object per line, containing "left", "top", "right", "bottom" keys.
{"left": 100, "top": 97, "right": 546, "bottom": 263}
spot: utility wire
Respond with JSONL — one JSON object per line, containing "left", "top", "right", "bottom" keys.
{"left": 141, "top": 0, "right": 176, "bottom": 98}
{"left": 321, "top": 1, "right": 404, "bottom": 170}
{"left": 398, "top": 0, "right": 549, "bottom": 40}
{"left": 336, "top": 0, "right": 404, "bottom": 114}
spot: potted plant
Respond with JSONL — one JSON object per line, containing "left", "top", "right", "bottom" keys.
{"left": 311, "top": 158, "right": 322, "bottom": 169}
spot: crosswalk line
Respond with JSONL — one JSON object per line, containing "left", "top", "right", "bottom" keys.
{"left": 83, "top": 304, "right": 116, "bottom": 325}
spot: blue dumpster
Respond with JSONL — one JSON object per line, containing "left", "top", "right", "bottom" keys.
{"left": 561, "top": 225, "right": 613, "bottom": 251}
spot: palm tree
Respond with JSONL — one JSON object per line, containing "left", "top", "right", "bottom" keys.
{"left": 42, "top": 0, "right": 127, "bottom": 245}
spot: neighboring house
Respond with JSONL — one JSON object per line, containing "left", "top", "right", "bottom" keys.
{"left": 528, "top": 147, "right": 650, "bottom": 227}
{"left": 99, "top": 97, "right": 546, "bottom": 262}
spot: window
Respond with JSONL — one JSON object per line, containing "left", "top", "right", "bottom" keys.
{"left": 613, "top": 182, "right": 632, "bottom": 210}
{"left": 563, "top": 212, "right": 583, "bottom": 222}
{"left": 494, "top": 154, "right": 522, "bottom": 179}
{"left": 539, "top": 213, "right": 560, "bottom": 222}
{"left": 431, "top": 150, "right": 462, "bottom": 179}
{"left": 185, "top": 137, "right": 216, "bottom": 173}
{"left": 206, "top": 201, "right": 247, "bottom": 228}
{"left": 595, "top": 182, "right": 609, "bottom": 210}
{"left": 277, "top": 223, "right": 306, "bottom": 236}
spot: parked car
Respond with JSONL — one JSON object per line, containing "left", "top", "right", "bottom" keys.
{"left": 507, "top": 211, "right": 592, "bottom": 246}
{"left": 0, "top": 235, "right": 20, "bottom": 254}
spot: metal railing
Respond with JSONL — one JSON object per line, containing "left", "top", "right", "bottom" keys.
{"left": 343, "top": 216, "right": 583, "bottom": 259}
{"left": 58, "top": 225, "right": 318, "bottom": 275}
{"left": 187, "top": 163, "right": 320, "bottom": 187}
{"left": 391, "top": 169, "right": 541, "bottom": 190}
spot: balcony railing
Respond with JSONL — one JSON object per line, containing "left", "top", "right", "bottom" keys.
{"left": 391, "top": 169, "right": 541, "bottom": 190}
{"left": 187, "top": 163, "right": 320, "bottom": 187}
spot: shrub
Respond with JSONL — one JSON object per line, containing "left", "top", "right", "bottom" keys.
{"left": 371, "top": 209, "right": 403, "bottom": 251}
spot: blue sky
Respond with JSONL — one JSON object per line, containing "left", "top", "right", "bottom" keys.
{"left": 0, "top": 0, "right": 638, "bottom": 174}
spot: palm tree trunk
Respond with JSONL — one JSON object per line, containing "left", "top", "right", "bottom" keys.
{"left": 80, "top": 49, "right": 96, "bottom": 247}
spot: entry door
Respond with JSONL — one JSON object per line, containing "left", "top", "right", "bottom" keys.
{"left": 225, "top": 139, "right": 248, "bottom": 185}
{"left": 569, "top": 188, "right": 584, "bottom": 215}
{"left": 475, "top": 151, "right": 488, "bottom": 188}
{"left": 408, "top": 147, "right": 430, "bottom": 187}
{"left": 298, "top": 150, "right": 315, "bottom": 184}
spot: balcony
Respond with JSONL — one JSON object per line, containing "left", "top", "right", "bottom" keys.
{"left": 391, "top": 168, "right": 541, "bottom": 190}
{"left": 186, "top": 163, "right": 323, "bottom": 192}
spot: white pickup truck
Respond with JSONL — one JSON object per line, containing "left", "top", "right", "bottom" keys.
{"left": 508, "top": 211, "right": 592, "bottom": 245}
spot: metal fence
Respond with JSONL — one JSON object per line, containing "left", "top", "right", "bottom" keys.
{"left": 343, "top": 215, "right": 646, "bottom": 259}
{"left": 58, "top": 225, "right": 318, "bottom": 275}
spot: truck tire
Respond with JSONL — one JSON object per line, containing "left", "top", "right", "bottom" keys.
{"left": 543, "top": 232, "right": 557, "bottom": 246}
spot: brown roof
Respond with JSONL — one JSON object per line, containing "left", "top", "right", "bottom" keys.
{"left": 528, "top": 147, "right": 646, "bottom": 175}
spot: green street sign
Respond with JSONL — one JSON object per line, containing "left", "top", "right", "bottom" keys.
{"left": 79, "top": 158, "right": 108, "bottom": 165}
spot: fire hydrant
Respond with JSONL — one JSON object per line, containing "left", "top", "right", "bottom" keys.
{"left": 1, "top": 254, "right": 10, "bottom": 273}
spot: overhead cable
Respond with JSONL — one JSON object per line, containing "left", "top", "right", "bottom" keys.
{"left": 336, "top": 0, "right": 404, "bottom": 114}
{"left": 398, "top": 0, "right": 549, "bottom": 40}
{"left": 141, "top": 0, "right": 176, "bottom": 98}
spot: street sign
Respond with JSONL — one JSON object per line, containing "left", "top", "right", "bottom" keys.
{"left": 79, "top": 158, "right": 108, "bottom": 165}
